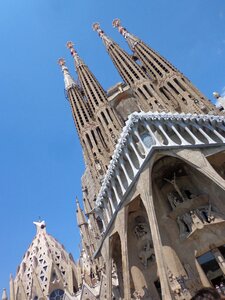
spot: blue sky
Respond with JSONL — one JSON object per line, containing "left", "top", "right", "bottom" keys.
{"left": 0, "top": 0, "right": 225, "bottom": 292}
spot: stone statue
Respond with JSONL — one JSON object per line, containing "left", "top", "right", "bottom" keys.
{"left": 190, "top": 211, "right": 204, "bottom": 229}
{"left": 139, "top": 240, "right": 154, "bottom": 268}
{"left": 134, "top": 222, "right": 149, "bottom": 239}
{"left": 167, "top": 192, "right": 182, "bottom": 209}
{"left": 177, "top": 216, "right": 188, "bottom": 238}
{"left": 182, "top": 213, "right": 193, "bottom": 233}
{"left": 164, "top": 173, "right": 186, "bottom": 202}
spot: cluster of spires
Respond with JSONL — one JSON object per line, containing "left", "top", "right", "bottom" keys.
{"left": 58, "top": 19, "right": 218, "bottom": 185}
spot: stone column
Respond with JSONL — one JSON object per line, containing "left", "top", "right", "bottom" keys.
{"left": 106, "top": 237, "right": 112, "bottom": 299}
{"left": 9, "top": 274, "right": 15, "bottom": 300}
{"left": 120, "top": 208, "right": 131, "bottom": 299}
{"left": 140, "top": 164, "right": 173, "bottom": 300}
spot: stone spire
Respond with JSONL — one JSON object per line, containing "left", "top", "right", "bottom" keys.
{"left": 112, "top": 19, "right": 217, "bottom": 114}
{"left": 58, "top": 58, "right": 93, "bottom": 136}
{"left": 66, "top": 41, "right": 108, "bottom": 113}
{"left": 9, "top": 275, "right": 15, "bottom": 300}
{"left": 76, "top": 197, "right": 88, "bottom": 227}
{"left": 92, "top": 22, "right": 172, "bottom": 112}
{"left": 112, "top": 18, "right": 139, "bottom": 50}
{"left": 112, "top": 18, "right": 177, "bottom": 81}
{"left": 1, "top": 289, "right": 7, "bottom": 300}
{"left": 58, "top": 57, "right": 76, "bottom": 90}
{"left": 10, "top": 221, "right": 80, "bottom": 299}
{"left": 76, "top": 198, "right": 95, "bottom": 257}
{"left": 65, "top": 41, "right": 123, "bottom": 175}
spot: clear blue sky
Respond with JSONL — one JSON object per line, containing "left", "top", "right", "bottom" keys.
{"left": 0, "top": 0, "right": 225, "bottom": 292}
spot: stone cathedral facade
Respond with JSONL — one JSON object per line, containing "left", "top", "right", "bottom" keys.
{"left": 4, "top": 19, "right": 225, "bottom": 300}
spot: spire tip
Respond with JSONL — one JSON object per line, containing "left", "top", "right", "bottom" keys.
{"left": 92, "top": 22, "right": 100, "bottom": 31}
{"left": 112, "top": 18, "right": 121, "bottom": 28}
{"left": 66, "top": 41, "right": 74, "bottom": 49}
{"left": 58, "top": 58, "right": 66, "bottom": 67}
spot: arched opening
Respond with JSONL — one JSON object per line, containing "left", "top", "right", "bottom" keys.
{"left": 110, "top": 232, "right": 124, "bottom": 299}
{"left": 127, "top": 196, "right": 160, "bottom": 299}
{"left": 151, "top": 155, "right": 225, "bottom": 292}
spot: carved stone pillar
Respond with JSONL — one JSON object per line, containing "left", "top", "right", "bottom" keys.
{"left": 106, "top": 237, "right": 112, "bottom": 299}
{"left": 140, "top": 164, "right": 173, "bottom": 300}
{"left": 120, "top": 208, "right": 131, "bottom": 300}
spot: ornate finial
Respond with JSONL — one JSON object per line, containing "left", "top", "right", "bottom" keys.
{"left": 33, "top": 220, "right": 46, "bottom": 233}
{"left": 66, "top": 41, "right": 76, "bottom": 57}
{"left": 112, "top": 19, "right": 138, "bottom": 49}
{"left": 112, "top": 18, "right": 128, "bottom": 37}
{"left": 66, "top": 41, "right": 74, "bottom": 50}
{"left": 66, "top": 41, "right": 84, "bottom": 67}
{"left": 58, "top": 57, "right": 76, "bottom": 90}
{"left": 112, "top": 18, "right": 121, "bottom": 28}
{"left": 92, "top": 22, "right": 113, "bottom": 48}
{"left": 58, "top": 58, "right": 66, "bottom": 67}
{"left": 92, "top": 22, "right": 100, "bottom": 31}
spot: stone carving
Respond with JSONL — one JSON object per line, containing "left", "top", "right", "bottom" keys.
{"left": 167, "top": 192, "right": 183, "bottom": 209}
{"left": 133, "top": 287, "right": 151, "bottom": 300}
{"left": 134, "top": 218, "right": 154, "bottom": 268}
{"left": 177, "top": 205, "right": 225, "bottom": 238}
{"left": 165, "top": 173, "right": 186, "bottom": 202}
{"left": 139, "top": 240, "right": 155, "bottom": 268}
{"left": 134, "top": 223, "right": 149, "bottom": 239}
{"left": 167, "top": 269, "right": 191, "bottom": 299}
{"left": 95, "top": 111, "right": 225, "bottom": 229}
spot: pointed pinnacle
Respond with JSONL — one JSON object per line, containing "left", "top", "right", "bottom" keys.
{"left": 92, "top": 22, "right": 113, "bottom": 48}
{"left": 58, "top": 58, "right": 76, "bottom": 90}
{"left": 112, "top": 19, "right": 138, "bottom": 49}
{"left": 66, "top": 41, "right": 84, "bottom": 67}
{"left": 58, "top": 58, "right": 65, "bottom": 66}
{"left": 1, "top": 289, "right": 7, "bottom": 300}
{"left": 112, "top": 18, "right": 121, "bottom": 28}
{"left": 112, "top": 18, "right": 127, "bottom": 37}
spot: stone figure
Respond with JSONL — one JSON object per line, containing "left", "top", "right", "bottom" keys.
{"left": 182, "top": 213, "right": 193, "bottom": 233}
{"left": 164, "top": 173, "right": 186, "bottom": 202}
{"left": 139, "top": 240, "right": 154, "bottom": 268}
{"left": 195, "top": 209, "right": 207, "bottom": 224}
{"left": 190, "top": 210, "right": 204, "bottom": 229}
{"left": 134, "top": 222, "right": 149, "bottom": 239}
{"left": 177, "top": 216, "right": 188, "bottom": 238}
{"left": 167, "top": 192, "right": 182, "bottom": 209}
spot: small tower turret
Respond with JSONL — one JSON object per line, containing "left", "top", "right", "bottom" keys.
{"left": 10, "top": 221, "right": 79, "bottom": 300}
{"left": 76, "top": 198, "right": 96, "bottom": 257}
{"left": 1, "top": 289, "right": 8, "bottom": 300}
{"left": 58, "top": 58, "right": 111, "bottom": 184}
{"left": 66, "top": 42, "right": 123, "bottom": 146}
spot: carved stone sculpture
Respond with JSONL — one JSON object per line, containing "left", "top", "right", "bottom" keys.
{"left": 182, "top": 213, "right": 193, "bottom": 233}
{"left": 139, "top": 240, "right": 154, "bottom": 268}
{"left": 164, "top": 173, "right": 186, "bottom": 202}
{"left": 134, "top": 223, "right": 149, "bottom": 239}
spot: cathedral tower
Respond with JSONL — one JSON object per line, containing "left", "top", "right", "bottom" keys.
{"left": 112, "top": 18, "right": 218, "bottom": 114}
{"left": 92, "top": 22, "right": 179, "bottom": 112}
